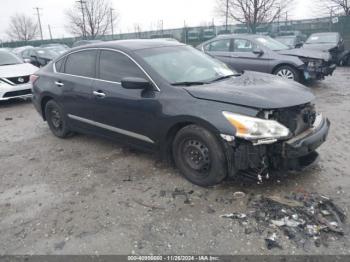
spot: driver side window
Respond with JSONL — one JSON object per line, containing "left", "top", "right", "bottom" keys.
{"left": 233, "top": 39, "right": 257, "bottom": 52}
{"left": 99, "top": 50, "right": 146, "bottom": 83}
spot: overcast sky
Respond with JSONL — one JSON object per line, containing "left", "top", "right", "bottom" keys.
{"left": 0, "top": 0, "right": 322, "bottom": 41}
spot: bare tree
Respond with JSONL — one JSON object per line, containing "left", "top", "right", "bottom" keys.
{"left": 66, "top": 0, "right": 117, "bottom": 39}
{"left": 216, "top": 0, "right": 293, "bottom": 33}
{"left": 6, "top": 14, "right": 38, "bottom": 41}
{"left": 320, "top": 0, "right": 350, "bottom": 15}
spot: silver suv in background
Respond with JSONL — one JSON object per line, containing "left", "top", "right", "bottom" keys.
{"left": 197, "top": 34, "right": 336, "bottom": 83}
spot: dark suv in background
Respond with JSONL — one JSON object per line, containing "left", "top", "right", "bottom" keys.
{"left": 197, "top": 34, "right": 336, "bottom": 82}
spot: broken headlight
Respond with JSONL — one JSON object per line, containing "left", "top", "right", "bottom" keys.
{"left": 222, "top": 112, "right": 290, "bottom": 141}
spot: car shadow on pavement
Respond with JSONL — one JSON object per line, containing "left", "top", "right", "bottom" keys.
{"left": 0, "top": 98, "right": 32, "bottom": 108}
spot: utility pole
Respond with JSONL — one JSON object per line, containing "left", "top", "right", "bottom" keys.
{"left": 34, "top": 7, "right": 43, "bottom": 40}
{"left": 110, "top": 8, "right": 114, "bottom": 39}
{"left": 48, "top": 25, "right": 53, "bottom": 40}
{"left": 77, "top": 0, "right": 86, "bottom": 39}
{"left": 184, "top": 20, "right": 187, "bottom": 44}
{"left": 225, "top": 0, "right": 228, "bottom": 32}
{"left": 160, "top": 20, "right": 164, "bottom": 36}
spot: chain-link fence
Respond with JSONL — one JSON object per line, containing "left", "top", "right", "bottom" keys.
{"left": 1, "top": 15, "right": 350, "bottom": 48}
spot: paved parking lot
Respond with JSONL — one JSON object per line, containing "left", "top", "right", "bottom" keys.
{"left": 1, "top": 68, "right": 350, "bottom": 255}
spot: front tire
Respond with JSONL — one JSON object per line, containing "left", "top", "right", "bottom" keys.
{"left": 274, "top": 65, "right": 300, "bottom": 82}
{"left": 172, "top": 125, "right": 227, "bottom": 187}
{"left": 45, "top": 100, "right": 71, "bottom": 138}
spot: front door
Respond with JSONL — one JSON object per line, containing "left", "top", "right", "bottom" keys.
{"left": 89, "top": 50, "right": 160, "bottom": 146}
{"left": 229, "top": 38, "right": 271, "bottom": 73}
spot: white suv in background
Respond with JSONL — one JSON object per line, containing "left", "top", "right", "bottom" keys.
{"left": 0, "top": 50, "right": 38, "bottom": 101}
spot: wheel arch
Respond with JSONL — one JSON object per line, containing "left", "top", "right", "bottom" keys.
{"left": 40, "top": 95, "right": 54, "bottom": 121}
{"left": 160, "top": 116, "right": 223, "bottom": 164}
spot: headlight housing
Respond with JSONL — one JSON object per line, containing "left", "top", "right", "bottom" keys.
{"left": 308, "top": 60, "right": 323, "bottom": 68}
{"left": 222, "top": 111, "right": 290, "bottom": 140}
{"left": 0, "top": 79, "right": 8, "bottom": 87}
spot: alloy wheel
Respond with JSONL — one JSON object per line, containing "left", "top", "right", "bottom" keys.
{"left": 276, "top": 69, "right": 295, "bottom": 80}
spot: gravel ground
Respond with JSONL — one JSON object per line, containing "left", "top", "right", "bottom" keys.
{"left": 0, "top": 68, "right": 350, "bottom": 255}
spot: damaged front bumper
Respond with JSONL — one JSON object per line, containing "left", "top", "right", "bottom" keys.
{"left": 223, "top": 114, "right": 330, "bottom": 175}
{"left": 276, "top": 114, "right": 330, "bottom": 170}
{"left": 303, "top": 64, "right": 336, "bottom": 80}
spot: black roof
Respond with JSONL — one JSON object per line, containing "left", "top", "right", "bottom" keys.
{"left": 75, "top": 39, "right": 184, "bottom": 52}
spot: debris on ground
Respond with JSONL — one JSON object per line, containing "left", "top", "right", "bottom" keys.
{"left": 220, "top": 192, "right": 347, "bottom": 250}
{"left": 265, "top": 232, "right": 282, "bottom": 250}
{"left": 221, "top": 212, "right": 247, "bottom": 219}
{"left": 233, "top": 191, "right": 246, "bottom": 199}
{"left": 5, "top": 117, "right": 13, "bottom": 121}
{"left": 172, "top": 188, "right": 191, "bottom": 204}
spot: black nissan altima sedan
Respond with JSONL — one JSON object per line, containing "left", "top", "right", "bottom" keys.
{"left": 31, "top": 40, "right": 330, "bottom": 186}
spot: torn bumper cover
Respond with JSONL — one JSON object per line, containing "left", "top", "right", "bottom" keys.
{"left": 223, "top": 114, "right": 330, "bottom": 174}
{"left": 276, "top": 113, "right": 330, "bottom": 170}
{"left": 303, "top": 63, "right": 336, "bottom": 80}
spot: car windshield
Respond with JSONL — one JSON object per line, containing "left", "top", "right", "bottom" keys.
{"left": 0, "top": 51, "right": 23, "bottom": 66}
{"left": 275, "top": 37, "right": 295, "bottom": 46}
{"left": 45, "top": 45, "right": 69, "bottom": 54}
{"left": 255, "top": 36, "right": 290, "bottom": 51}
{"left": 305, "top": 33, "right": 338, "bottom": 44}
{"left": 136, "top": 46, "right": 235, "bottom": 85}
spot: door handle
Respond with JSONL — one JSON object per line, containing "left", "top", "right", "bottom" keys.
{"left": 93, "top": 90, "right": 106, "bottom": 98}
{"left": 55, "top": 81, "right": 64, "bottom": 87}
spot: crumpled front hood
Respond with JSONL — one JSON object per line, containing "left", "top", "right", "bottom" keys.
{"left": 302, "top": 43, "right": 337, "bottom": 52}
{"left": 277, "top": 48, "right": 331, "bottom": 61}
{"left": 184, "top": 71, "right": 315, "bottom": 109}
{"left": 0, "top": 63, "right": 38, "bottom": 78}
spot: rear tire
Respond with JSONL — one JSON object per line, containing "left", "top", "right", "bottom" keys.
{"left": 45, "top": 100, "right": 71, "bottom": 138}
{"left": 172, "top": 125, "right": 227, "bottom": 187}
{"left": 274, "top": 65, "right": 300, "bottom": 82}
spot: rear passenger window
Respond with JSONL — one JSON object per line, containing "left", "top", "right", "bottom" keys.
{"left": 205, "top": 39, "right": 231, "bottom": 52}
{"left": 65, "top": 50, "right": 96, "bottom": 78}
{"left": 99, "top": 50, "right": 145, "bottom": 83}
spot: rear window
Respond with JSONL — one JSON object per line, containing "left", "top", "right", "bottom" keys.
{"left": 65, "top": 50, "right": 97, "bottom": 78}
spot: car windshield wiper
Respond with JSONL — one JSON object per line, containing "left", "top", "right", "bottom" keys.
{"left": 171, "top": 81, "right": 206, "bottom": 86}
{"left": 209, "top": 74, "right": 240, "bottom": 83}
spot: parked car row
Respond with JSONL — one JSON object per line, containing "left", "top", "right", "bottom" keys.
{"left": 198, "top": 34, "right": 336, "bottom": 83}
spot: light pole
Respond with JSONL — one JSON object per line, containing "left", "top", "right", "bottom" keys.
{"left": 110, "top": 8, "right": 114, "bottom": 39}
{"left": 225, "top": 0, "right": 228, "bottom": 32}
{"left": 34, "top": 7, "right": 43, "bottom": 40}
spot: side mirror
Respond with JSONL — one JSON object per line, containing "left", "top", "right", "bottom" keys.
{"left": 253, "top": 48, "right": 264, "bottom": 56}
{"left": 121, "top": 77, "right": 152, "bottom": 90}
{"left": 23, "top": 58, "right": 31, "bottom": 63}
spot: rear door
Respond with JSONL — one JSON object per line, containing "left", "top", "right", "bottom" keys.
{"left": 55, "top": 50, "right": 98, "bottom": 130}
{"left": 229, "top": 38, "right": 271, "bottom": 73}
{"left": 89, "top": 50, "right": 159, "bottom": 146}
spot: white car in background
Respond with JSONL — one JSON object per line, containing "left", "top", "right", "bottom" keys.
{"left": 0, "top": 50, "right": 38, "bottom": 101}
